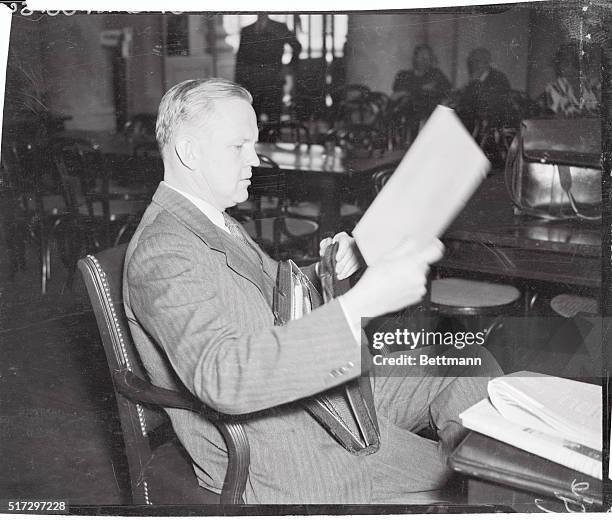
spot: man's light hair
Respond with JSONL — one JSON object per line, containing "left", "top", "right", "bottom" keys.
{"left": 156, "top": 78, "right": 253, "bottom": 155}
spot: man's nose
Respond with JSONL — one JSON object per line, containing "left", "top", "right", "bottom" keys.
{"left": 246, "top": 147, "right": 260, "bottom": 167}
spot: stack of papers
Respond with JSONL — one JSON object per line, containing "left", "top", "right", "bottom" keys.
{"left": 460, "top": 372, "right": 602, "bottom": 479}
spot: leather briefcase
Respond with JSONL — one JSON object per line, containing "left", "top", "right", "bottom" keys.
{"left": 504, "top": 118, "right": 601, "bottom": 221}
{"left": 273, "top": 242, "right": 380, "bottom": 455}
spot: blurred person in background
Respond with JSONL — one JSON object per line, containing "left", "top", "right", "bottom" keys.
{"left": 235, "top": 14, "right": 302, "bottom": 125}
{"left": 391, "top": 44, "right": 452, "bottom": 137}
{"left": 455, "top": 47, "right": 512, "bottom": 134}
{"left": 542, "top": 41, "right": 600, "bottom": 117}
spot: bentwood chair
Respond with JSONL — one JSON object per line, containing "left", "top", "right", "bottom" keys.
{"left": 234, "top": 154, "right": 320, "bottom": 262}
{"left": 78, "top": 244, "right": 249, "bottom": 505}
{"left": 1, "top": 140, "right": 67, "bottom": 293}
{"left": 259, "top": 120, "right": 311, "bottom": 149}
{"left": 51, "top": 137, "right": 150, "bottom": 287}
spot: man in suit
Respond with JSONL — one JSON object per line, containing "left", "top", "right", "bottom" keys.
{"left": 235, "top": 14, "right": 301, "bottom": 124}
{"left": 124, "top": 78, "right": 502, "bottom": 503}
{"left": 456, "top": 47, "right": 513, "bottom": 134}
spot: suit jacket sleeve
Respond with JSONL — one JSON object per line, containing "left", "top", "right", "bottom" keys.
{"left": 127, "top": 231, "right": 360, "bottom": 416}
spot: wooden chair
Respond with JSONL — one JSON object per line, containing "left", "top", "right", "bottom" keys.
{"left": 233, "top": 154, "right": 320, "bottom": 262}
{"left": 78, "top": 244, "right": 249, "bottom": 504}
{"left": 51, "top": 137, "right": 151, "bottom": 286}
{"left": 1, "top": 140, "right": 67, "bottom": 293}
{"left": 333, "top": 85, "right": 388, "bottom": 157}
{"left": 123, "top": 113, "right": 157, "bottom": 141}
{"left": 262, "top": 120, "right": 311, "bottom": 148}
{"left": 550, "top": 294, "right": 598, "bottom": 318}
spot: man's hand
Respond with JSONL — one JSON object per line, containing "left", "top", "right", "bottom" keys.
{"left": 319, "top": 232, "right": 363, "bottom": 280}
{"left": 339, "top": 238, "right": 444, "bottom": 325}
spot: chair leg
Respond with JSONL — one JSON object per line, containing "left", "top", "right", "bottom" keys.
{"left": 114, "top": 221, "right": 130, "bottom": 247}
{"left": 41, "top": 236, "right": 48, "bottom": 295}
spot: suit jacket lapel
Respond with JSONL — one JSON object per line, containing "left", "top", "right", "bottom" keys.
{"left": 152, "top": 184, "right": 272, "bottom": 302}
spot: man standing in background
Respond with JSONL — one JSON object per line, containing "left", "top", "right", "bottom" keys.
{"left": 235, "top": 14, "right": 302, "bottom": 124}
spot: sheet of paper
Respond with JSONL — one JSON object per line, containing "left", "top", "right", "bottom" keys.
{"left": 488, "top": 371, "right": 602, "bottom": 451}
{"left": 352, "top": 105, "right": 490, "bottom": 266}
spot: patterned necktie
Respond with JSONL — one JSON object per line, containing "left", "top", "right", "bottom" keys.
{"left": 223, "top": 212, "right": 252, "bottom": 249}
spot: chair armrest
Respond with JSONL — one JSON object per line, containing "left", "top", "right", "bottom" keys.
{"left": 113, "top": 368, "right": 250, "bottom": 504}
{"left": 114, "top": 369, "right": 203, "bottom": 412}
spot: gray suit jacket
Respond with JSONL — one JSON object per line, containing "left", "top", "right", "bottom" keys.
{"left": 123, "top": 183, "right": 370, "bottom": 503}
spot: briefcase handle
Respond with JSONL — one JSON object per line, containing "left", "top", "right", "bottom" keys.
{"left": 320, "top": 241, "right": 351, "bottom": 302}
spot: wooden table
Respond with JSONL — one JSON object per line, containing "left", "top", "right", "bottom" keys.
{"left": 255, "top": 143, "right": 405, "bottom": 235}
{"left": 56, "top": 136, "right": 405, "bottom": 236}
{"left": 440, "top": 173, "right": 601, "bottom": 289}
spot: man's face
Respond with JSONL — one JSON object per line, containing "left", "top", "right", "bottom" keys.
{"left": 467, "top": 55, "right": 489, "bottom": 80}
{"left": 414, "top": 48, "right": 432, "bottom": 71}
{"left": 191, "top": 98, "right": 260, "bottom": 210}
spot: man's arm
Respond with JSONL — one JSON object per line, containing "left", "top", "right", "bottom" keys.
{"left": 234, "top": 27, "right": 250, "bottom": 86}
{"left": 127, "top": 231, "right": 360, "bottom": 416}
{"left": 282, "top": 24, "right": 302, "bottom": 66}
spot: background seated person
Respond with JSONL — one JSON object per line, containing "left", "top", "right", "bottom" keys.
{"left": 123, "top": 78, "right": 503, "bottom": 504}
{"left": 391, "top": 44, "right": 452, "bottom": 136}
{"left": 541, "top": 41, "right": 600, "bottom": 118}
{"left": 455, "top": 47, "right": 513, "bottom": 135}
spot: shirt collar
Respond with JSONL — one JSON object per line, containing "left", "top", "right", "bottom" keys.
{"left": 162, "top": 181, "right": 230, "bottom": 233}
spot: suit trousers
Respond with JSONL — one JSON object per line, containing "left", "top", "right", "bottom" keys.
{"left": 365, "top": 343, "right": 503, "bottom": 503}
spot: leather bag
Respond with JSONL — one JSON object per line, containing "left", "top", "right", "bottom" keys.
{"left": 504, "top": 118, "right": 601, "bottom": 221}
{"left": 273, "top": 242, "right": 380, "bottom": 455}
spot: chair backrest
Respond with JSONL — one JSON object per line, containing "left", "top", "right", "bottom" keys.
{"left": 339, "top": 84, "right": 382, "bottom": 128}
{"left": 251, "top": 154, "right": 287, "bottom": 207}
{"left": 123, "top": 113, "right": 157, "bottom": 139}
{"left": 50, "top": 137, "right": 107, "bottom": 216}
{"left": 78, "top": 245, "right": 250, "bottom": 504}
{"left": 78, "top": 244, "right": 168, "bottom": 503}
{"left": 133, "top": 141, "right": 161, "bottom": 159}
{"left": 259, "top": 121, "right": 311, "bottom": 148}
{"left": 131, "top": 141, "right": 164, "bottom": 188}
{"left": 1, "top": 140, "right": 49, "bottom": 214}
{"left": 372, "top": 167, "right": 394, "bottom": 196}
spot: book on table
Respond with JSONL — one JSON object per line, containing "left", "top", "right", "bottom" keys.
{"left": 459, "top": 371, "right": 602, "bottom": 479}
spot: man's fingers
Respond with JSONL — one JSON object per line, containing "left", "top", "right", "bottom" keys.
{"left": 319, "top": 237, "right": 333, "bottom": 256}
{"left": 332, "top": 232, "right": 350, "bottom": 256}
{"left": 336, "top": 257, "right": 359, "bottom": 279}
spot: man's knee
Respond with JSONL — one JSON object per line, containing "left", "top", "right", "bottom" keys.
{"left": 461, "top": 344, "right": 504, "bottom": 377}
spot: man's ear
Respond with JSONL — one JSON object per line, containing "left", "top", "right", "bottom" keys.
{"left": 174, "top": 135, "right": 197, "bottom": 171}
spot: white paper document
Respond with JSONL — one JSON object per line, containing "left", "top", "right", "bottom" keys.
{"left": 460, "top": 371, "right": 602, "bottom": 479}
{"left": 352, "top": 105, "right": 490, "bottom": 266}
{"left": 487, "top": 371, "right": 601, "bottom": 451}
